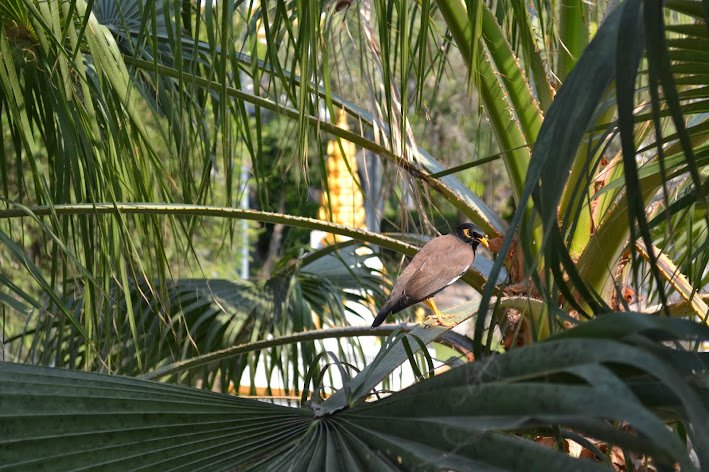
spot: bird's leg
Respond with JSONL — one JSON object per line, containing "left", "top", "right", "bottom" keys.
{"left": 422, "top": 298, "right": 456, "bottom": 327}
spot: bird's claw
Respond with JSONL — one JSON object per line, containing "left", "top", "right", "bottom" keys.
{"left": 423, "top": 314, "right": 457, "bottom": 327}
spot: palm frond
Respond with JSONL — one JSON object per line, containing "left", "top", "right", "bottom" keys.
{"left": 3, "top": 314, "right": 708, "bottom": 471}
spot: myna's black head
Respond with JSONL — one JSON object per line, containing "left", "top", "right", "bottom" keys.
{"left": 454, "top": 223, "right": 489, "bottom": 251}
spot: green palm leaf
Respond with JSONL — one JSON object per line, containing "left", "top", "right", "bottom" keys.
{"left": 2, "top": 314, "right": 707, "bottom": 471}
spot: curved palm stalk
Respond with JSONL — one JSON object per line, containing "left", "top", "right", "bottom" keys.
{"left": 121, "top": 55, "right": 507, "bottom": 237}
{"left": 558, "top": 0, "right": 588, "bottom": 81}
{"left": 142, "top": 322, "right": 485, "bottom": 383}
{"left": 503, "top": 0, "right": 555, "bottom": 112}
{"left": 141, "top": 325, "right": 404, "bottom": 382}
{"left": 436, "top": 0, "right": 539, "bottom": 203}
{"left": 0, "top": 203, "right": 501, "bottom": 289}
{"left": 0, "top": 203, "right": 431, "bottom": 257}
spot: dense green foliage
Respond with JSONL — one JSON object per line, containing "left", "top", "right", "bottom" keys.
{"left": 1, "top": 0, "right": 709, "bottom": 470}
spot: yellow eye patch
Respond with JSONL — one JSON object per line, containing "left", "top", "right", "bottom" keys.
{"left": 463, "top": 228, "right": 471, "bottom": 238}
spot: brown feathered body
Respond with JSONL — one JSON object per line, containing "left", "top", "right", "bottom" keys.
{"left": 371, "top": 233, "right": 475, "bottom": 328}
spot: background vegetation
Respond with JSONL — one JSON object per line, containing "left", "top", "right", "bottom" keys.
{"left": 1, "top": 0, "right": 709, "bottom": 470}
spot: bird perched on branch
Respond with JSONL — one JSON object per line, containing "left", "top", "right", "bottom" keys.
{"left": 371, "top": 223, "right": 489, "bottom": 328}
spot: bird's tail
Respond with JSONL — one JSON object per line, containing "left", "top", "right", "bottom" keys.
{"left": 370, "top": 308, "right": 391, "bottom": 329}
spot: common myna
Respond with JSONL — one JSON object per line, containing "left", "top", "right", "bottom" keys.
{"left": 371, "top": 223, "right": 489, "bottom": 328}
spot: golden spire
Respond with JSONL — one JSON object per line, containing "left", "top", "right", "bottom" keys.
{"left": 318, "top": 109, "right": 366, "bottom": 244}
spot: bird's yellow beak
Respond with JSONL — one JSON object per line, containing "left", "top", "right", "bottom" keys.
{"left": 478, "top": 237, "right": 489, "bottom": 249}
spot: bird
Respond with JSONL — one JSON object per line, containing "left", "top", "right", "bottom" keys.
{"left": 371, "top": 223, "right": 489, "bottom": 328}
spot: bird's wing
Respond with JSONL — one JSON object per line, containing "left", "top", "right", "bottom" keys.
{"left": 398, "top": 235, "right": 474, "bottom": 303}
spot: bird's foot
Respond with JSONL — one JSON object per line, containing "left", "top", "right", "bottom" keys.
{"left": 423, "top": 314, "right": 456, "bottom": 327}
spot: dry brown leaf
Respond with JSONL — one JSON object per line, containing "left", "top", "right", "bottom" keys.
{"left": 534, "top": 436, "right": 569, "bottom": 453}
